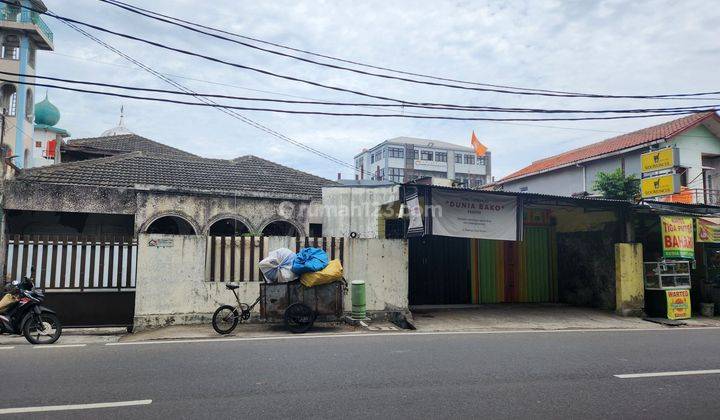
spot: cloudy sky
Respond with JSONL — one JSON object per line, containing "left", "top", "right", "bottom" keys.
{"left": 38, "top": 0, "right": 719, "bottom": 180}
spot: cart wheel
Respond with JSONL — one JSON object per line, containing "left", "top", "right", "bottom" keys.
{"left": 284, "top": 303, "right": 315, "bottom": 334}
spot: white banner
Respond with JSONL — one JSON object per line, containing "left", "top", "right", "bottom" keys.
{"left": 431, "top": 189, "right": 519, "bottom": 241}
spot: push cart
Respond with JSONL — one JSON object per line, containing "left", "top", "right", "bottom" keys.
{"left": 212, "top": 280, "right": 345, "bottom": 334}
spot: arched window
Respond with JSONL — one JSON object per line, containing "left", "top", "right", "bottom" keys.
{"left": 262, "top": 220, "right": 299, "bottom": 237}
{"left": 23, "top": 148, "right": 29, "bottom": 167}
{"left": 146, "top": 216, "right": 196, "bottom": 235}
{"left": 1, "top": 84, "right": 17, "bottom": 116}
{"left": 208, "top": 218, "right": 249, "bottom": 236}
{"left": 25, "top": 88, "right": 33, "bottom": 121}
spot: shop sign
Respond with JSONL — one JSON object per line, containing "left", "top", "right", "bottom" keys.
{"left": 640, "top": 148, "right": 679, "bottom": 172}
{"left": 666, "top": 289, "right": 691, "bottom": 320}
{"left": 661, "top": 216, "right": 694, "bottom": 259}
{"left": 431, "top": 189, "right": 519, "bottom": 241}
{"left": 641, "top": 173, "right": 681, "bottom": 199}
{"left": 696, "top": 217, "right": 720, "bottom": 243}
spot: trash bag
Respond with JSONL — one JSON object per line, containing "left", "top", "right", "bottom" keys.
{"left": 259, "top": 248, "right": 298, "bottom": 283}
{"left": 291, "top": 247, "right": 329, "bottom": 274}
{"left": 300, "top": 259, "right": 343, "bottom": 287}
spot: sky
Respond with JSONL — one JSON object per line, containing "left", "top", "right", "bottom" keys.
{"left": 36, "top": 0, "right": 720, "bottom": 180}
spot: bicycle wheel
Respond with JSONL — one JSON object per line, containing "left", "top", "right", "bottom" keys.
{"left": 212, "top": 305, "right": 239, "bottom": 335}
{"left": 284, "top": 303, "right": 315, "bottom": 334}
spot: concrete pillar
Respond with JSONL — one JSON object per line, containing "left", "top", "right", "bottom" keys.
{"left": 615, "top": 243, "right": 644, "bottom": 316}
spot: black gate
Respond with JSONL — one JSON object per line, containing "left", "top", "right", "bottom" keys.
{"left": 409, "top": 236, "right": 471, "bottom": 305}
{"left": 4, "top": 235, "right": 137, "bottom": 327}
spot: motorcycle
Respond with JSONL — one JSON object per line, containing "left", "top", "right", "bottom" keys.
{"left": 0, "top": 277, "right": 62, "bottom": 345}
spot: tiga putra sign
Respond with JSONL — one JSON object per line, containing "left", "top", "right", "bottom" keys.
{"left": 431, "top": 190, "right": 519, "bottom": 241}
{"left": 660, "top": 216, "right": 694, "bottom": 259}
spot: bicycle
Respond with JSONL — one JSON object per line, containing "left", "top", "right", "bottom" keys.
{"left": 211, "top": 283, "right": 260, "bottom": 335}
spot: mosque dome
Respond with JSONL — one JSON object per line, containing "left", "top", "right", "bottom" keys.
{"left": 34, "top": 94, "right": 61, "bottom": 126}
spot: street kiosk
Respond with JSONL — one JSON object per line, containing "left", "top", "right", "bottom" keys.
{"left": 643, "top": 260, "right": 692, "bottom": 319}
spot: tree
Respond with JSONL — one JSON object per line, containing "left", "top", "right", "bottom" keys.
{"left": 593, "top": 168, "right": 640, "bottom": 200}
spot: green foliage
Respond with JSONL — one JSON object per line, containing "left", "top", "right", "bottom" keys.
{"left": 593, "top": 168, "right": 640, "bottom": 200}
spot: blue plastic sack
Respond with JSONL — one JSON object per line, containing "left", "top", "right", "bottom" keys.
{"left": 291, "top": 247, "right": 329, "bottom": 274}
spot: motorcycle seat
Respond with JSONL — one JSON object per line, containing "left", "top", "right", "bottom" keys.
{"left": 225, "top": 283, "right": 240, "bottom": 290}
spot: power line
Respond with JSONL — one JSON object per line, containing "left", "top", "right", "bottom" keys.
{"left": 54, "top": 17, "right": 377, "bottom": 179}
{"left": 3, "top": 77, "right": 715, "bottom": 122}
{"left": 42, "top": 50, "right": 720, "bottom": 138}
{"left": 100, "top": 0, "right": 720, "bottom": 101}
{"left": 14, "top": 1, "right": 720, "bottom": 108}
{"left": 3, "top": 70, "right": 719, "bottom": 115}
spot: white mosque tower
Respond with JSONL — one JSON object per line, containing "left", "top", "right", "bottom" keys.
{"left": 101, "top": 106, "right": 133, "bottom": 137}
{"left": 32, "top": 92, "right": 68, "bottom": 167}
{"left": 0, "top": 0, "right": 54, "bottom": 168}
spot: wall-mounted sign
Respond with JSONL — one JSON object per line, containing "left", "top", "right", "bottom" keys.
{"left": 148, "top": 238, "right": 174, "bottom": 248}
{"left": 431, "top": 189, "right": 519, "bottom": 241}
{"left": 641, "top": 148, "right": 679, "bottom": 172}
{"left": 666, "top": 289, "right": 691, "bottom": 320}
{"left": 641, "top": 173, "right": 681, "bottom": 199}
{"left": 696, "top": 217, "right": 720, "bottom": 243}
{"left": 661, "top": 216, "right": 694, "bottom": 259}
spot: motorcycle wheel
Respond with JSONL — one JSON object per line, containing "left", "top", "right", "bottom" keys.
{"left": 212, "top": 305, "right": 239, "bottom": 335}
{"left": 23, "top": 313, "right": 62, "bottom": 345}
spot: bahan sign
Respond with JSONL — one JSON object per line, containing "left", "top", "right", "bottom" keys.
{"left": 661, "top": 216, "right": 694, "bottom": 259}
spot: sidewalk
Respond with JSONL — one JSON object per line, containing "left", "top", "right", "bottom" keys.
{"left": 3, "top": 305, "right": 719, "bottom": 346}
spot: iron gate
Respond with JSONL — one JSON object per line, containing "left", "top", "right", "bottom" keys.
{"left": 4, "top": 235, "right": 137, "bottom": 327}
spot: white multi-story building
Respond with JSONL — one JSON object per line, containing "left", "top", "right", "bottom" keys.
{"left": 354, "top": 136, "right": 491, "bottom": 187}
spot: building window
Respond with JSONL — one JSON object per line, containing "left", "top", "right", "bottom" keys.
{"left": 420, "top": 150, "right": 433, "bottom": 161}
{"left": 435, "top": 152, "right": 447, "bottom": 162}
{"left": 370, "top": 150, "right": 382, "bottom": 163}
{"left": 464, "top": 155, "right": 476, "bottom": 165}
{"left": 412, "top": 149, "right": 419, "bottom": 159}
{"left": 454, "top": 153, "right": 462, "bottom": 164}
{"left": 476, "top": 156, "right": 485, "bottom": 165}
{"left": 309, "top": 223, "right": 323, "bottom": 237}
{"left": 388, "top": 168, "right": 404, "bottom": 182}
{"left": 1, "top": 84, "right": 17, "bottom": 116}
{"left": 388, "top": 147, "right": 404, "bottom": 158}
{"left": 355, "top": 158, "right": 363, "bottom": 169}
{"left": 455, "top": 176, "right": 468, "bottom": 187}
{"left": 519, "top": 187, "right": 528, "bottom": 192}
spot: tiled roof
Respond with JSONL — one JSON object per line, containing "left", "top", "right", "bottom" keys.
{"left": 17, "top": 152, "right": 336, "bottom": 199}
{"left": 65, "top": 134, "right": 199, "bottom": 159}
{"left": 499, "top": 112, "right": 720, "bottom": 183}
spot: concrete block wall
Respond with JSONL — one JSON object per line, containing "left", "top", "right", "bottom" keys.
{"left": 133, "top": 234, "right": 408, "bottom": 330}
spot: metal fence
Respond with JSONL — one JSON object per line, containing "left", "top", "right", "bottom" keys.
{"left": 4, "top": 235, "right": 137, "bottom": 290}
{"left": 206, "top": 236, "right": 345, "bottom": 282}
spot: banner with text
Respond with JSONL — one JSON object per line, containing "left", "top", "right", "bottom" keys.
{"left": 696, "top": 217, "right": 720, "bottom": 243}
{"left": 431, "top": 189, "right": 519, "bottom": 241}
{"left": 661, "top": 216, "right": 694, "bottom": 259}
{"left": 666, "top": 289, "right": 691, "bottom": 320}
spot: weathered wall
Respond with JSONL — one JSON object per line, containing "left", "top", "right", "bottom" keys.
{"left": 3, "top": 181, "right": 136, "bottom": 214}
{"left": 555, "top": 206, "right": 621, "bottom": 309}
{"left": 135, "top": 191, "right": 310, "bottom": 235}
{"left": 133, "top": 234, "right": 408, "bottom": 329}
{"left": 322, "top": 185, "right": 399, "bottom": 238}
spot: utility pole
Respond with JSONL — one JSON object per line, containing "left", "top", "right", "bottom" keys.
{"left": 0, "top": 109, "right": 5, "bottom": 282}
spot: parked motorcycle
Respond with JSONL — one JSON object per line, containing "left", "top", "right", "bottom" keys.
{"left": 0, "top": 277, "right": 62, "bottom": 345}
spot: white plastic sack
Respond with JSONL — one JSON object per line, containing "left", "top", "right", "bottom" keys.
{"left": 258, "top": 248, "right": 298, "bottom": 283}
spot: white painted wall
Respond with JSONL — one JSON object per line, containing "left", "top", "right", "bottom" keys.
{"left": 134, "top": 234, "right": 408, "bottom": 329}
{"left": 322, "top": 185, "right": 400, "bottom": 238}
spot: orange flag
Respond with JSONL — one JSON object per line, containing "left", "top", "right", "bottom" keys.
{"left": 471, "top": 131, "right": 487, "bottom": 156}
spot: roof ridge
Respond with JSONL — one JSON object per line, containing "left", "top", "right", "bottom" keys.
{"left": 233, "top": 154, "right": 336, "bottom": 184}
{"left": 500, "top": 112, "right": 719, "bottom": 183}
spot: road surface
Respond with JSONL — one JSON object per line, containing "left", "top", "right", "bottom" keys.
{"left": 1, "top": 328, "right": 720, "bottom": 419}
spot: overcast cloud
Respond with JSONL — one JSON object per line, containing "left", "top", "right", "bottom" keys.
{"left": 40, "top": 0, "right": 720, "bottom": 180}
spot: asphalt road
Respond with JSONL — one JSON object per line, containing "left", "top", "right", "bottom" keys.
{"left": 2, "top": 328, "right": 720, "bottom": 419}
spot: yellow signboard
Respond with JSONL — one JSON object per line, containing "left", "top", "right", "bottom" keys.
{"left": 666, "top": 289, "right": 691, "bottom": 320}
{"left": 661, "top": 216, "right": 694, "bottom": 259}
{"left": 641, "top": 174, "right": 680, "bottom": 198}
{"left": 696, "top": 217, "right": 720, "bottom": 243}
{"left": 641, "top": 148, "right": 678, "bottom": 172}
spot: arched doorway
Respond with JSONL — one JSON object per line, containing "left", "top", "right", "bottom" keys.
{"left": 146, "top": 216, "right": 196, "bottom": 235}
{"left": 208, "top": 218, "right": 250, "bottom": 236}
{"left": 262, "top": 220, "right": 299, "bottom": 236}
